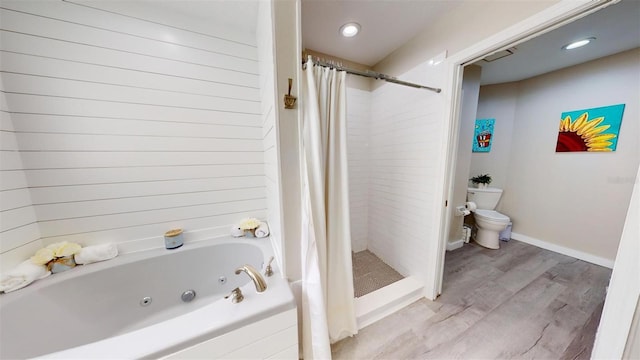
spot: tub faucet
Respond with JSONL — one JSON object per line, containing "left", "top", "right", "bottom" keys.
{"left": 235, "top": 265, "right": 267, "bottom": 293}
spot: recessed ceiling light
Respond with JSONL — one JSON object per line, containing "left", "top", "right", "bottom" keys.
{"left": 340, "top": 22, "right": 360, "bottom": 38}
{"left": 562, "top": 37, "right": 596, "bottom": 50}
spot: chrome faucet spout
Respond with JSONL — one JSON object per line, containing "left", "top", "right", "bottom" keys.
{"left": 235, "top": 265, "right": 267, "bottom": 292}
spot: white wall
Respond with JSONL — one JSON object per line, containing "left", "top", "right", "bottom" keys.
{"left": 0, "top": 1, "right": 268, "bottom": 257}
{"left": 471, "top": 83, "right": 518, "bottom": 189}
{"left": 367, "top": 61, "right": 445, "bottom": 280}
{"left": 449, "top": 65, "right": 481, "bottom": 243}
{"left": 346, "top": 87, "right": 371, "bottom": 253}
{"left": 257, "top": 0, "right": 285, "bottom": 270}
{"left": 624, "top": 299, "right": 640, "bottom": 358}
{"left": 0, "top": 90, "right": 43, "bottom": 271}
{"left": 272, "top": 0, "right": 303, "bottom": 281}
{"left": 476, "top": 48, "right": 639, "bottom": 261}
{"left": 592, "top": 165, "right": 640, "bottom": 358}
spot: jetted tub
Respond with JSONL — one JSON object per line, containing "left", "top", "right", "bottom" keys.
{"left": 0, "top": 237, "right": 297, "bottom": 359}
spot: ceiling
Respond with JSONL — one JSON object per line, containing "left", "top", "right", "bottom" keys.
{"left": 302, "top": 0, "right": 640, "bottom": 84}
{"left": 476, "top": 0, "right": 640, "bottom": 85}
{"left": 301, "top": 0, "right": 459, "bottom": 66}
{"left": 139, "top": 1, "right": 638, "bottom": 85}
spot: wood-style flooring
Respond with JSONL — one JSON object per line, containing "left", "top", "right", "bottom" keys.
{"left": 332, "top": 240, "right": 612, "bottom": 359}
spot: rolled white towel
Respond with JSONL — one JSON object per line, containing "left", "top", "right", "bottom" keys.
{"left": 0, "top": 260, "right": 51, "bottom": 293}
{"left": 255, "top": 222, "right": 270, "bottom": 238}
{"left": 74, "top": 243, "right": 118, "bottom": 265}
{"left": 230, "top": 225, "right": 244, "bottom": 238}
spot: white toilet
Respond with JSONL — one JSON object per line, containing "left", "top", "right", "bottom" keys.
{"left": 467, "top": 187, "right": 510, "bottom": 249}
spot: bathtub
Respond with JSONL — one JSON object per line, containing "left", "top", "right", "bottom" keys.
{"left": 0, "top": 237, "right": 297, "bottom": 359}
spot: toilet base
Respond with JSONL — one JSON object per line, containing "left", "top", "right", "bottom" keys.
{"left": 474, "top": 228, "right": 500, "bottom": 249}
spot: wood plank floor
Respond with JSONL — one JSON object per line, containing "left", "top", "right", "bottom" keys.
{"left": 332, "top": 240, "right": 612, "bottom": 359}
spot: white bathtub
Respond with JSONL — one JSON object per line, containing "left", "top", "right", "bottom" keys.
{"left": 0, "top": 237, "right": 297, "bottom": 359}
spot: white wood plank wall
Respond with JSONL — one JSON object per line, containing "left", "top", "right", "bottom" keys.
{"left": 346, "top": 87, "right": 371, "bottom": 253}
{"left": 257, "top": 0, "right": 284, "bottom": 268}
{"left": 367, "top": 62, "right": 444, "bottom": 280}
{"left": 0, "top": 1, "right": 268, "bottom": 260}
{"left": 0, "top": 90, "right": 43, "bottom": 271}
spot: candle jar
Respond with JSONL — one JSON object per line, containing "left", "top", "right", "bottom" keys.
{"left": 164, "top": 229, "right": 184, "bottom": 249}
{"left": 49, "top": 256, "right": 76, "bottom": 274}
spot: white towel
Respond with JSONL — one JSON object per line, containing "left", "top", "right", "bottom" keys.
{"left": 0, "top": 260, "right": 51, "bottom": 293}
{"left": 230, "top": 225, "right": 244, "bottom": 238}
{"left": 74, "top": 243, "right": 118, "bottom": 265}
{"left": 255, "top": 222, "right": 270, "bottom": 238}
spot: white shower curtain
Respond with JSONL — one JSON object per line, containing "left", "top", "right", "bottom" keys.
{"left": 300, "top": 58, "right": 358, "bottom": 359}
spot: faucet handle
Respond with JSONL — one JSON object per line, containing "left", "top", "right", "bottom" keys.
{"left": 225, "top": 287, "right": 244, "bottom": 303}
{"left": 264, "top": 256, "right": 274, "bottom": 277}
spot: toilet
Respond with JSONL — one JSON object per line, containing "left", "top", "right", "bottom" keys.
{"left": 467, "top": 187, "right": 510, "bottom": 249}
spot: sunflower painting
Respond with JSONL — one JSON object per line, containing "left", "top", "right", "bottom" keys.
{"left": 556, "top": 104, "right": 626, "bottom": 152}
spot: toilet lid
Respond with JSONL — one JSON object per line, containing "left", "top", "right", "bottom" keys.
{"left": 475, "top": 209, "right": 510, "bottom": 222}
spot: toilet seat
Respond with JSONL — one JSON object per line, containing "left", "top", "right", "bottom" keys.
{"left": 475, "top": 209, "right": 510, "bottom": 223}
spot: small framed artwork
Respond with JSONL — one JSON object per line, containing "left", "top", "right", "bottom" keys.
{"left": 473, "top": 118, "right": 495, "bottom": 153}
{"left": 556, "top": 104, "right": 625, "bottom": 152}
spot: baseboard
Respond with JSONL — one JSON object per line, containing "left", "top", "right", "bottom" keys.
{"left": 355, "top": 276, "right": 424, "bottom": 329}
{"left": 511, "top": 232, "right": 614, "bottom": 269}
{"left": 446, "top": 239, "right": 464, "bottom": 251}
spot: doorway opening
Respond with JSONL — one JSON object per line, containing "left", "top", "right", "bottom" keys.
{"left": 434, "top": 0, "right": 627, "bottom": 298}
{"left": 433, "top": 0, "right": 638, "bottom": 357}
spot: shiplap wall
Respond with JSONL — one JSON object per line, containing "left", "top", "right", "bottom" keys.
{"left": 346, "top": 87, "right": 371, "bottom": 253}
{"left": 367, "top": 62, "right": 444, "bottom": 280}
{"left": 0, "top": 89, "right": 43, "bottom": 271}
{"left": 257, "top": 0, "right": 284, "bottom": 268}
{"left": 0, "top": 1, "right": 268, "bottom": 256}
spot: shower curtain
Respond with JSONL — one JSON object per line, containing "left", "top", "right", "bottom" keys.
{"left": 300, "top": 58, "right": 357, "bottom": 359}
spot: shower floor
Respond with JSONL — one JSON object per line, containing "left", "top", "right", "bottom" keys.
{"left": 352, "top": 250, "right": 404, "bottom": 298}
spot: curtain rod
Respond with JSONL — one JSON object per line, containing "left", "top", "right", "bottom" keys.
{"left": 302, "top": 58, "right": 441, "bottom": 93}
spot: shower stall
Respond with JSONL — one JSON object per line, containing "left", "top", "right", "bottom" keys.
{"left": 346, "top": 86, "right": 406, "bottom": 298}
{"left": 341, "top": 59, "right": 444, "bottom": 325}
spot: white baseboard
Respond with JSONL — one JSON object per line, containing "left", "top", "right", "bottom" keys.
{"left": 511, "top": 232, "right": 614, "bottom": 269}
{"left": 446, "top": 239, "right": 464, "bottom": 251}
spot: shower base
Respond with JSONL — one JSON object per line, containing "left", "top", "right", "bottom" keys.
{"left": 352, "top": 250, "right": 404, "bottom": 298}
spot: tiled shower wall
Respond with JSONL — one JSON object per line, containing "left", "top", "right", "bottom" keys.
{"left": 0, "top": 1, "right": 272, "bottom": 266}
{"left": 346, "top": 87, "right": 371, "bottom": 253}
{"left": 359, "top": 62, "right": 444, "bottom": 280}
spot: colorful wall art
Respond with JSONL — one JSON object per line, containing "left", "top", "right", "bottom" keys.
{"left": 556, "top": 104, "right": 625, "bottom": 152}
{"left": 473, "top": 118, "right": 495, "bottom": 152}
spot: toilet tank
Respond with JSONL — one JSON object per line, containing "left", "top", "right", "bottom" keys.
{"left": 467, "top": 187, "right": 503, "bottom": 209}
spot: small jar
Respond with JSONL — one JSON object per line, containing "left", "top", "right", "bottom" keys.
{"left": 164, "top": 229, "right": 184, "bottom": 249}
{"left": 49, "top": 256, "right": 76, "bottom": 274}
